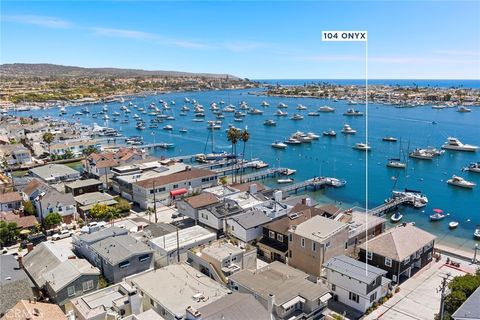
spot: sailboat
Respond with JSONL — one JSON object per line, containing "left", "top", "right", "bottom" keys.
{"left": 196, "top": 126, "right": 234, "bottom": 162}
{"left": 386, "top": 139, "right": 406, "bottom": 168}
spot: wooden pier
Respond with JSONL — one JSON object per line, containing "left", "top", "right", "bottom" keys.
{"left": 368, "top": 196, "right": 415, "bottom": 216}
{"left": 240, "top": 168, "right": 287, "bottom": 183}
{"left": 280, "top": 177, "right": 347, "bottom": 193}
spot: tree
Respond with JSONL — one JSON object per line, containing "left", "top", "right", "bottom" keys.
{"left": 440, "top": 272, "right": 480, "bottom": 320}
{"left": 115, "top": 198, "right": 131, "bottom": 214}
{"left": 63, "top": 149, "right": 74, "bottom": 160}
{"left": 22, "top": 200, "right": 35, "bottom": 216}
{"left": 239, "top": 129, "right": 250, "bottom": 183}
{"left": 89, "top": 203, "right": 120, "bottom": 221}
{"left": 44, "top": 212, "right": 62, "bottom": 228}
{"left": 42, "top": 132, "right": 55, "bottom": 157}
{"left": 0, "top": 221, "right": 19, "bottom": 246}
{"left": 226, "top": 127, "right": 240, "bottom": 183}
{"left": 82, "top": 145, "right": 100, "bottom": 156}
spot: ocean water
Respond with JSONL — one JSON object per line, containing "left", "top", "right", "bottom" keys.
{"left": 16, "top": 84, "right": 480, "bottom": 249}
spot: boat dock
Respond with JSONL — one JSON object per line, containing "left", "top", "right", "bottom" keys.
{"left": 212, "top": 161, "right": 268, "bottom": 176}
{"left": 240, "top": 168, "right": 288, "bottom": 183}
{"left": 280, "top": 177, "right": 346, "bottom": 193}
{"left": 369, "top": 195, "right": 415, "bottom": 216}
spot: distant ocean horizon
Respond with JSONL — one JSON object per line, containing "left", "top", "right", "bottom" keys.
{"left": 255, "top": 79, "right": 480, "bottom": 89}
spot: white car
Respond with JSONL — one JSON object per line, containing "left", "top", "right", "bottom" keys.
{"left": 52, "top": 230, "right": 73, "bottom": 241}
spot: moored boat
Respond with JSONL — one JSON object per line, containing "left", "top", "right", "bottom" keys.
{"left": 390, "top": 212, "right": 403, "bottom": 223}
{"left": 447, "top": 175, "right": 476, "bottom": 189}
{"left": 449, "top": 221, "right": 459, "bottom": 229}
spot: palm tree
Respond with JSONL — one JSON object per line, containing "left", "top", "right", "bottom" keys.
{"left": 226, "top": 127, "right": 240, "bottom": 183}
{"left": 42, "top": 132, "right": 55, "bottom": 159}
{"left": 239, "top": 129, "right": 250, "bottom": 183}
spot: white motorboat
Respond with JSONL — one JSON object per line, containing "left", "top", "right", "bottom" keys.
{"left": 387, "top": 159, "right": 406, "bottom": 168}
{"left": 284, "top": 138, "right": 302, "bottom": 145}
{"left": 264, "top": 119, "right": 277, "bottom": 126}
{"left": 163, "top": 125, "right": 173, "bottom": 131}
{"left": 179, "top": 128, "right": 188, "bottom": 133}
{"left": 307, "top": 132, "right": 320, "bottom": 140}
{"left": 392, "top": 189, "right": 428, "bottom": 208}
{"left": 474, "top": 225, "right": 480, "bottom": 239}
{"left": 449, "top": 221, "right": 459, "bottom": 229}
{"left": 447, "top": 175, "right": 476, "bottom": 189}
{"left": 353, "top": 143, "right": 372, "bottom": 151}
{"left": 319, "top": 106, "right": 335, "bottom": 112}
{"left": 457, "top": 106, "right": 471, "bottom": 113}
{"left": 290, "top": 113, "right": 304, "bottom": 120}
{"left": 281, "top": 168, "right": 297, "bottom": 176}
{"left": 390, "top": 212, "right": 403, "bottom": 223}
{"left": 343, "top": 108, "right": 363, "bottom": 116}
{"left": 261, "top": 101, "right": 270, "bottom": 107}
{"left": 271, "top": 141, "right": 287, "bottom": 149}
{"left": 277, "top": 178, "right": 294, "bottom": 184}
{"left": 275, "top": 110, "right": 288, "bottom": 117}
{"left": 323, "top": 130, "right": 337, "bottom": 137}
{"left": 347, "top": 100, "right": 358, "bottom": 105}
{"left": 278, "top": 103, "right": 288, "bottom": 109}
{"left": 409, "top": 148, "right": 435, "bottom": 160}
{"left": 441, "top": 137, "right": 478, "bottom": 152}
{"left": 248, "top": 108, "right": 263, "bottom": 115}
{"left": 307, "top": 112, "right": 320, "bottom": 116}
{"left": 464, "top": 162, "right": 480, "bottom": 173}
{"left": 296, "top": 104, "right": 307, "bottom": 110}
{"left": 382, "top": 137, "right": 398, "bottom": 142}
{"left": 341, "top": 124, "right": 356, "bottom": 134}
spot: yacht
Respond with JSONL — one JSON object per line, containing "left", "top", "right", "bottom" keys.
{"left": 391, "top": 189, "right": 428, "bottom": 208}
{"left": 271, "top": 141, "right": 287, "bottom": 149}
{"left": 81, "top": 107, "right": 90, "bottom": 114}
{"left": 290, "top": 114, "right": 304, "bottom": 120}
{"left": 319, "top": 106, "right": 335, "bottom": 112}
{"left": 447, "top": 175, "right": 476, "bottom": 189}
{"left": 261, "top": 101, "right": 270, "bottom": 107}
{"left": 264, "top": 119, "right": 277, "bottom": 126}
{"left": 275, "top": 110, "right": 288, "bottom": 117}
{"left": 474, "top": 225, "right": 480, "bottom": 239}
{"left": 457, "top": 106, "right": 471, "bottom": 113}
{"left": 277, "top": 178, "right": 294, "bottom": 184}
{"left": 344, "top": 108, "right": 364, "bottom": 116}
{"left": 278, "top": 103, "right": 288, "bottom": 109}
{"left": 382, "top": 137, "right": 398, "bottom": 142}
{"left": 163, "top": 125, "right": 173, "bottom": 131}
{"left": 103, "top": 114, "right": 110, "bottom": 120}
{"left": 234, "top": 118, "right": 243, "bottom": 122}
{"left": 307, "top": 132, "right": 320, "bottom": 140}
{"left": 281, "top": 168, "right": 297, "bottom": 176}
{"left": 181, "top": 106, "right": 190, "bottom": 112}
{"left": 464, "top": 162, "right": 480, "bottom": 173}
{"left": 179, "top": 128, "right": 188, "bottom": 133}
{"left": 248, "top": 108, "right": 263, "bottom": 115}
{"left": 341, "top": 124, "right": 356, "bottom": 134}
{"left": 296, "top": 104, "right": 307, "bottom": 110}
{"left": 386, "top": 158, "right": 406, "bottom": 168}
{"left": 323, "top": 130, "right": 337, "bottom": 137}
{"left": 158, "top": 143, "right": 175, "bottom": 149}
{"left": 74, "top": 111, "right": 83, "bottom": 116}
{"left": 409, "top": 148, "right": 435, "bottom": 160}
{"left": 441, "top": 137, "right": 478, "bottom": 152}
{"left": 135, "top": 123, "right": 145, "bottom": 130}
{"left": 284, "top": 138, "right": 302, "bottom": 145}
{"left": 112, "top": 111, "right": 120, "bottom": 116}
{"left": 223, "top": 106, "right": 235, "bottom": 113}
{"left": 353, "top": 143, "right": 372, "bottom": 151}
{"left": 307, "top": 112, "right": 320, "bottom": 116}
{"left": 347, "top": 100, "right": 358, "bottom": 105}
{"left": 430, "top": 212, "right": 446, "bottom": 221}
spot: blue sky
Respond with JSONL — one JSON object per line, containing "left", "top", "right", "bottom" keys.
{"left": 1, "top": 1, "right": 479, "bottom": 79}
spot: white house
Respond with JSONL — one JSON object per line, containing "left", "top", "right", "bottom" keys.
{"left": 227, "top": 210, "right": 271, "bottom": 243}
{"left": 323, "top": 255, "right": 391, "bottom": 313}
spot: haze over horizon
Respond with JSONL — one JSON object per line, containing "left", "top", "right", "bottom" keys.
{"left": 1, "top": 1, "right": 479, "bottom": 80}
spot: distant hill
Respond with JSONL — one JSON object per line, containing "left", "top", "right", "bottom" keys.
{"left": 0, "top": 63, "right": 241, "bottom": 80}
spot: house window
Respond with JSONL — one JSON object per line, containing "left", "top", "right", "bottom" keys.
{"left": 269, "top": 231, "right": 275, "bottom": 239}
{"left": 349, "top": 292, "right": 359, "bottom": 303}
{"left": 119, "top": 260, "right": 130, "bottom": 269}
{"left": 82, "top": 280, "right": 94, "bottom": 291}
{"left": 404, "top": 256, "right": 410, "bottom": 265}
{"left": 312, "top": 242, "right": 316, "bottom": 252}
{"left": 367, "top": 251, "right": 373, "bottom": 260}
{"left": 139, "top": 254, "right": 150, "bottom": 262}
{"left": 289, "top": 234, "right": 292, "bottom": 242}
{"left": 427, "top": 252, "right": 432, "bottom": 260}
{"left": 67, "top": 285, "right": 76, "bottom": 297}
{"left": 301, "top": 238, "right": 305, "bottom": 247}
{"left": 385, "top": 257, "right": 392, "bottom": 267}
{"left": 325, "top": 241, "right": 331, "bottom": 248}
{"left": 277, "top": 234, "right": 283, "bottom": 242}
{"left": 331, "top": 284, "right": 336, "bottom": 291}
{"left": 370, "top": 292, "right": 377, "bottom": 303}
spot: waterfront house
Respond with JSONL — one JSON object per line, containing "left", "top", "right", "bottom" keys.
{"left": 176, "top": 192, "right": 220, "bottom": 222}
{"left": 90, "top": 235, "right": 154, "bottom": 283}
{"left": 50, "top": 140, "right": 101, "bottom": 158}
{"left": 131, "top": 168, "right": 218, "bottom": 209}
{"left": 69, "top": 281, "right": 141, "bottom": 320}
{"left": 0, "top": 145, "right": 33, "bottom": 167}
{"left": 229, "top": 261, "right": 332, "bottom": 320}
{"left": 358, "top": 223, "right": 436, "bottom": 284}
{"left": 288, "top": 215, "right": 349, "bottom": 278}
{"left": 23, "top": 242, "right": 100, "bottom": 307}
{"left": 126, "top": 263, "right": 231, "bottom": 320}
{"left": 36, "top": 188, "right": 77, "bottom": 223}
{"left": 72, "top": 227, "right": 129, "bottom": 262}
{"left": 2, "top": 300, "right": 67, "bottom": 320}
{"left": 323, "top": 255, "right": 391, "bottom": 313}
{"left": 0, "top": 255, "right": 35, "bottom": 317}
{"left": 226, "top": 209, "right": 271, "bottom": 243}
{"left": 29, "top": 164, "right": 81, "bottom": 184}
{"left": 65, "top": 179, "right": 103, "bottom": 196}
{"left": 187, "top": 239, "right": 257, "bottom": 285}
{"left": 83, "top": 148, "right": 145, "bottom": 180}
{"left": 452, "top": 286, "right": 480, "bottom": 320}
{"left": 74, "top": 192, "right": 117, "bottom": 219}
{"left": 148, "top": 225, "right": 216, "bottom": 267}
{"left": 0, "top": 191, "right": 22, "bottom": 211}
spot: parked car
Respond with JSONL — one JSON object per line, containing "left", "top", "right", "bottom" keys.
{"left": 20, "top": 233, "right": 47, "bottom": 249}
{"left": 52, "top": 230, "right": 73, "bottom": 241}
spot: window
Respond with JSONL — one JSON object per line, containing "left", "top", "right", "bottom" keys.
{"left": 277, "top": 234, "right": 283, "bottom": 242}
{"left": 325, "top": 241, "right": 331, "bottom": 248}
{"left": 404, "top": 256, "right": 410, "bottom": 265}
{"left": 289, "top": 233, "right": 292, "bottom": 242}
{"left": 67, "top": 285, "right": 76, "bottom": 297}
{"left": 331, "top": 284, "right": 336, "bottom": 291}
{"left": 312, "top": 242, "right": 316, "bottom": 252}
{"left": 427, "top": 252, "right": 432, "bottom": 260}
{"left": 139, "top": 254, "right": 150, "bottom": 262}
{"left": 385, "top": 257, "right": 392, "bottom": 267}
{"left": 367, "top": 251, "right": 373, "bottom": 260}
{"left": 289, "top": 250, "right": 292, "bottom": 258}
{"left": 370, "top": 292, "right": 377, "bottom": 303}
{"left": 269, "top": 231, "right": 275, "bottom": 239}
{"left": 349, "top": 292, "right": 359, "bottom": 303}
{"left": 173, "top": 184, "right": 178, "bottom": 188}
{"left": 301, "top": 238, "right": 305, "bottom": 247}
{"left": 119, "top": 260, "right": 130, "bottom": 269}
{"left": 82, "top": 280, "right": 94, "bottom": 291}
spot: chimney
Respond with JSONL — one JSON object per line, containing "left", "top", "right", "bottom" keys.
{"left": 248, "top": 183, "right": 257, "bottom": 194}
{"left": 17, "top": 256, "right": 23, "bottom": 269}
{"left": 27, "top": 243, "right": 34, "bottom": 253}
{"left": 267, "top": 294, "right": 275, "bottom": 320}
{"left": 273, "top": 190, "right": 282, "bottom": 202}
{"left": 305, "top": 198, "right": 312, "bottom": 207}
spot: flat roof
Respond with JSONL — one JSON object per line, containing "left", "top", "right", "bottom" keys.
{"left": 324, "top": 255, "right": 388, "bottom": 284}
{"left": 293, "top": 215, "right": 348, "bottom": 242}
{"left": 65, "top": 179, "right": 102, "bottom": 189}
{"left": 29, "top": 164, "right": 80, "bottom": 179}
{"left": 149, "top": 225, "right": 215, "bottom": 253}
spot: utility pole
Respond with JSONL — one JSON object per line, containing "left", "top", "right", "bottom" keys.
{"left": 152, "top": 181, "right": 158, "bottom": 223}
{"left": 437, "top": 273, "right": 451, "bottom": 320}
{"left": 176, "top": 226, "right": 180, "bottom": 263}
{"left": 473, "top": 244, "right": 479, "bottom": 264}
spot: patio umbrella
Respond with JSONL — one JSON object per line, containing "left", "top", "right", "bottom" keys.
{"left": 19, "top": 229, "right": 31, "bottom": 235}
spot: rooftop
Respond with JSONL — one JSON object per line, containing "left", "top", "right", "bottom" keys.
{"left": 2, "top": 300, "right": 66, "bottom": 320}
{"left": 0, "top": 191, "right": 22, "bottom": 203}
{"left": 65, "top": 178, "right": 102, "bottom": 190}
{"left": 192, "top": 240, "right": 246, "bottom": 262}
{"left": 228, "top": 210, "right": 271, "bottom": 230}
{"left": 324, "top": 255, "right": 388, "bottom": 284}
{"left": 452, "top": 286, "right": 480, "bottom": 320}
{"left": 293, "top": 215, "right": 348, "bottom": 243}
{"left": 134, "top": 168, "right": 216, "bottom": 189}
{"left": 43, "top": 259, "right": 100, "bottom": 292}
{"left": 148, "top": 225, "right": 215, "bottom": 253}
{"left": 197, "top": 293, "right": 268, "bottom": 320}
{"left": 183, "top": 192, "right": 219, "bottom": 209}
{"left": 90, "top": 235, "right": 153, "bottom": 265}
{"left": 29, "top": 164, "right": 79, "bottom": 180}
{"left": 128, "top": 264, "right": 231, "bottom": 319}
{"left": 75, "top": 226, "right": 128, "bottom": 245}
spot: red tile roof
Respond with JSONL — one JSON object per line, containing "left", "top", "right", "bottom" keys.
{"left": 135, "top": 169, "right": 216, "bottom": 189}
{"left": 0, "top": 191, "right": 22, "bottom": 204}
